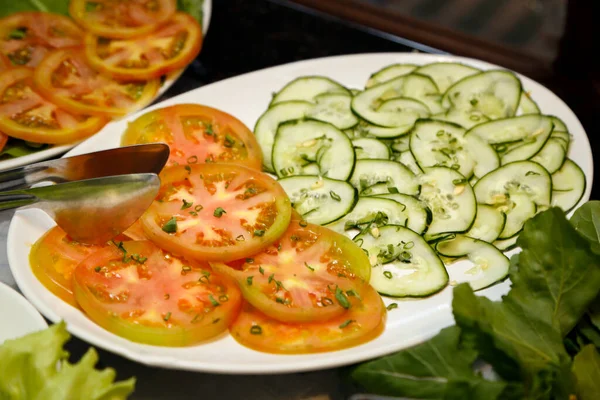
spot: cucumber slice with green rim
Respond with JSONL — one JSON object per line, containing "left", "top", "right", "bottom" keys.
{"left": 349, "top": 159, "right": 419, "bottom": 196}
{"left": 325, "top": 196, "right": 414, "bottom": 236}
{"left": 551, "top": 159, "right": 586, "bottom": 212}
{"left": 372, "top": 193, "right": 431, "bottom": 235}
{"left": 530, "top": 138, "right": 567, "bottom": 174}
{"left": 365, "top": 64, "right": 418, "bottom": 89}
{"left": 352, "top": 120, "right": 415, "bottom": 139}
{"left": 394, "top": 151, "right": 422, "bottom": 175}
{"left": 497, "top": 193, "right": 537, "bottom": 239}
{"left": 352, "top": 74, "right": 443, "bottom": 127}
{"left": 432, "top": 108, "right": 490, "bottom": 129}
{"left": 378, "top": 97, "right": 431, "bottom": 114}
{"left": 464, "top": 204, "right": 506, "bottom": 243}
{"left": 352, "top": 138, "right": 391, "bottom": 160}
{"left": 306, "top": 93, "right": 359, "bottom": 130}
{"left": 354, "top": 225, "right": 448, "bottom": 297}
{"left": 270, "top": 76, "right": 350, "bottom": 106}
{"left": 278, "top": 175, "right": 357, "bottom": 225}
{"left": 273, "top": 119, "right": 355, "bottom": 180}
{"left": 350, "top": 89, "right": 361, "bottom": 96}
{"left": 254, "top": 101, "right": 314, "bottom": 172}
{"left": 419, "top": 167, "right": 477, "bottom": 238}
{"left": 435, "top": 235, "right": 509, "bottom": 291}
{"left": 391, "top": 135, "right": 410, "bottom": 152}
{"left": 443, "top": 70, "right": 522, "bottom": 119}
{"left": 549, "top": 116, "right": 568, "bottom": 132}
{"left": 552, "top": 131, "right": 571, "bottom": 151}
{"left": 493, "top": 235, "right": 518, "bottom": 251}
{"left": 518, "top": 91, "right": 541, "bottom": 114}
{"left": 414, "top": 62, "right": 480, "bottom": 93}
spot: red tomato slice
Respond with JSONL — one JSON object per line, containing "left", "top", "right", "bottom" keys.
{"left": 0, "top": 67, "right": 107, "bottom": 144}
{"left": 70, "top": 0, "right": 177, "bottom": 39}
{"left": 121, "top": 103, "right": 263, "bottom": 170}
{"left": 0, "top": 12, "right": 83, "bottom": 67}
{"left": 211, "top": 220, "right": 372, "bottom": 323}
{"left": 230, "top": 282, "right": 386, "bottom": 354}
{"left": 34, "top": 48, "right": 160, "bottom": 118}
{"left": 84, "top": 12, "right": 202, "bottom": 81}
{"left": 0, "top": 131, "right": 8, "bottom": 152}
{"left": 0, "top": 53, "right": 10, "bottom": 71}
{"left": 73, "top": 240, "right": 242, "bottom": 346}
{"left": 29, "top": 226, "right": 131, "bottom": 307}
{"left": 140, "top": 163, "right": 292, "bottom": 262}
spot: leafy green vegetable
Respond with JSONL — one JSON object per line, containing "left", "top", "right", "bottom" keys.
{"left": 571, "top": 200, "right": 600, "bottom": 255}
{"left": 0, "top": 321, "right": 135, "bottom": 399}
{"left": 0, "top": 140, "right": 49, "bottom": 159}
{"left": 572, "top": 344, "right": 600, "bottom": 400}
{"left": 177, "top": 0, "right": 205, "bottom": 25}
{"left": 351, "top": 204, "right": 600, "bottom": 399}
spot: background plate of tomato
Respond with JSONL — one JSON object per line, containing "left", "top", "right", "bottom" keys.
{"left": 0, "top": 0, "right": 212, "bottom": 172}
{"left": 6, "top": 53, "right": 594, "bottom": 374}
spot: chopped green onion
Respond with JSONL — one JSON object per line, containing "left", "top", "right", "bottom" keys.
{"left": 268, "top": 273, "right": 275, "bottom": 284}
{"left": 8, "top": 28, "right": 26, "bottom": 40}
{"left": 181, "top": 199, "right": 193, "bottom": 210}
{"left": 259, "top": 266, "right": 265, "bottom": 275}
{"left": 213, "top": 207, "right": 226, "bottom": 217}
{"left": 209, "top": 295, "right": 220, "bottom": 307}
{"left": 250, "top": 325, "right": 262, "bottom": 335}
{"left": 304, "top": 262, "right": 314, "bottom": 271}
{"left": 163, "top": 312, "right": 171, "bottom": 322}
{"left": 161, "top": 217, "right": 177, "bottom": 233}
{"left": 253, "top": 229, "right": 265, "bottom": 237}
{"left": 335, "top": 287, "right": 351, "bottom": 309}
{"left": 339, "top": 319, "right": 354, "bottom": 329}
{"left": 246, "top": 276, "right": 253, "bottom": 285}
{"left": 387, "top": 303, "right": 398, "bottom": 311}
{"left": 224, "top": 134, "right": 236, "bottom": 148}
{"left": 383, "top": 271, "right": 393, "bottom": 279}
{"left": 329, "top": 191, "right": 341, "bottom": 201}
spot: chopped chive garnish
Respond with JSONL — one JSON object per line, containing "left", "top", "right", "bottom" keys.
{"left": 161, "top": 217, "right": 177, "bottom": 233}
{"left": 224, "top": 134, "right": 236, "bottom": 147}
{"left": 187, "top": 155, "right": 198, "bottom": 164}
{"left": 181, "top": 199, "right": 193, "bottom": 209}
{"left": 254, "top": 229, "right": 265, "bottom": 237}
{"left": 246, "top": 276, "right": 253, "bottom": 285}
{"left": 189, "top": 211, "right": 198, "bottom": 216}
{"left": 246, "top": 258, "right": 254, "bottom": 264}
{"left": 191, "top": 314, "right": 201, "bottom": 323}
{"left": 346, "top": 289, "right": 360, "bottom": 299}
{"left": 388, "top": 187, "right": 399, "bottom": 194}
{"left": 470, "top": 98, "right": 479, "bottom": 106}
{"left": 213, "top": 207, "right": 226, "bottom": 217}
{"left": 383, "top": 271, "right": 393, "bottom": 279}
{"left": 275, "top": 297, "right": 285, "bottom": 304}
{"left": 184, "top": 165, "right": 191, "bottom": 173}
{"left": 329, "top": 191, "right": 341, "bottom": 201}
{"left": 268, "top": 273, "right": 275, "bottom": 283}
{"left": 387, "top": 303, "right": 398, "bottom": 311}
{"left": 205, "top": 123, "right": 214, "bottom": 135}
{"left": 219, "top": 295, "right": 229, "bottom": 302}
{"left": 339, "top": 319, "right": 354, "bottom": 329}
{"left": 290, "top": 235, "right": 300, "bottom": 242}
{"left": 259, "top": 266, "right": 265, "bottom": 275}
{"left": 335, "top": 287, "right": 351, "bottom": 309}
{"left": 209, "top": 295, "right": 220, "bottom": 307}
{"left": 94, "top": 266, "right": 101, "bottom": 272}
{"left": 8, "top": 28, "right": 26, "bottom": 40}
{"left": 250, "top": 325, "right": 262, "bottom": 335}
{"left": 304, "top": 262, "right": 314, "bottom": 271}
{"left": 195, "top": 205, "right": 203, "bottom": 211}
{"left": 163, "top": 312, "right": 171, "bottom": 322}
{"left": 236, "top": 235, "right": 245, "bottom": 241}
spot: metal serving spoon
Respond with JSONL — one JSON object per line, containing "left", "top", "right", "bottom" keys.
{"left": 0, "top": 144, "right": 170, "bottom": 244}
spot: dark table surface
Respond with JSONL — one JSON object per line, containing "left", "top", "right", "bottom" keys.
{"left": 0, "top": 0, "right": 595, "bottom": 399}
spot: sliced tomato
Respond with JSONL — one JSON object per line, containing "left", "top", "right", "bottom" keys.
{"left": 0, "top": 12, "right": 83, "bottom": 67}
{"left": 73, "top": 240, "right": 242, "bottom": 346}
{"left": 0, "top": 53, "right": 10, "bottom": 71}
{"left": 34, "top": 48, "right": 160, "bottom": 118}
{"left": 122, "top": 218, "right": 148, "bottom": 241}
{"left": 211, "top": 220, "right": 371, "bottom": 323}
{"left": 84, "top": 12, "right": 202, "bottom": 81}
{"left": 0, "top": 67, "right": 107, "bottom": 144}
{"left": 230, "top": 282, "right": 386, "bottom": 354}
{"left": 121, "top": 104, "right": 263, "bottom": 170}
{"left": 70, "top": 0, "right": 177, "bottom": 39}
{"left": 140, "top": 163, "right": 292, "bottom": 262}
{"left": 0, "top": 132, "right": 8, "bottom": 152}
{"left": 29, "top": 226, "right": 131, "bottom": 307}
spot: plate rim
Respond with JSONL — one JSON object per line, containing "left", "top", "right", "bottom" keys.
{"left": 8, "top": 51, "right": 595, "bottom": 374}
{"left": 0, "top": 280, "right": 48, "bottom": 344}
{"left": 0, "top": 0, "right": 213, "bottom": 172}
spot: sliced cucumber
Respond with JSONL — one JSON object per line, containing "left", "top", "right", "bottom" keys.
{"left": 352, "top": 74, "right": 443, "bottom": 127}
{"left": 464, "top": 204, "right": 506, "bottom": 243}
{"left": 270, "top": 76, "right": 349, "bottom": 106}
{"left": 414, "top": 62, "right": 480, "bottom": 93}
{"left": 306, "top": 93, "right": 359, "bottom": 130}
{"left": 493, "top": 235, "right": 518, "bottom": 251}
{"left": 443, "top": 70, "right": 522, "bottom": 119}
{"left": 273, "top": 119, "right": 355, "bottom": 180}
{"left": 394, "top": 151, "right": 422, "bottom": 175}
{"left": 354, "top": 225, "right": 448, "bottom": 297}
{"left": 349, "top": 159, "right": 419, "bottom": 196}
{"left": 326, "top": 197, "right": 413, "bottom": 236}
{"left": 551, "top": 159, "right": 586, "bottom": 212}
{"left": 463, "top": 133, "right": 500, "bottom": 178}
{"left": 352, "top": 120, "right": 414, "bottom": 139}
{"left": 549, "top": 115, "right": 568, "bottom": 132}
{"left": 352, "top": 138, "right": 391, "bottom": 160}
{"left": 419, "top": 167, "right": 477, "bottom": 238}
{"left": 277, "top": 176, "right": 357, "bottom": 225}
{"left": 497, "top": 192, "right": 537, "bottom": 239}
{"left": 390, "top": 135, "right": 410, "bottom": 152}
{"left": 254, "top": 101, "right": 313, "bottom": 171}
{"left": 518, "top": 91, "right": 540, "bottom": 114}
{"left": 436, "top": 235, "right": 509, "bottom": 290}
{"left": 552, "top": 131, "right": 571, "bottom": 152}
{"left": 372, "top": 193, "right": 431, "bottom": 235}
{"left": 432, "top": 108, "right": 489, "bottom": 129}
{"left": 365, "top": 64, "right": 418, "bottom": 89}
{"left": 530, "top": 138, "right": 567, "bottom": 174}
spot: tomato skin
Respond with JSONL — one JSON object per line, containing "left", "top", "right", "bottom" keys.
{"left": 73, "top": 240, "right": 242, "bottom": 347}
{"left": 84, "top": 13, "right": 202, "bottom": 81}
{"left": 141, "top": 163, "right": 292, "bottom": 263}
{"left": 34, "top": 48, "right": 160, "bottom": 118}
{"left": 69, "top": 0, "right": 177, "bottom": 39}
{"left": 0, "top": 132, "right": 8, "bottom": 152}
{"left": 121, "top": 103, "right": 263, "bottom": 170}
{"left": 211, "top": 220, "right": 372, "bottom": 323}
{"left": 0, "top": 54, "right": 10, "bottom": 71}
{"left": 0, "top": 67, "right": 107, "bottom": 144}
{"left": 230, "top": 282, "right": 386, "bottom": 354}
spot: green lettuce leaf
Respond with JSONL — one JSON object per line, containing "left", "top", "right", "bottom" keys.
{"left": 177, "top": 0, "right": 204, "bottom": 24}
{"left": 0, "top": 321, "right": 135, "bottom": 400}
{"left": 0, "top": 0, "right": 69, "bottom": 18}
{"left": 572, "top": 344, "right": 600, "bottom": 400}
{"left": 350, "top": 326, "right": 515, "bottom": 399}
{"left": 0, "top": 140, "right": 49, "bottom": 159}
{"left": 571, "top": 200, "right": 600, "bottom": 255}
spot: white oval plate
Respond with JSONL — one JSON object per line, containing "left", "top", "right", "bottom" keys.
{"left": 0, "top": 281, "right": 48, "bottom": 345}
{"left": 7, "top": 53, "right": 594, "bottom": 374}
{"left": 0, "top": 0, "right": 212, "bottom": 172}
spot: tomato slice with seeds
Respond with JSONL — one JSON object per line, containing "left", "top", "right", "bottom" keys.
{"left": 211, "top": 220, "right": 371, "bottom": 323}
{"left": 140, "top": 163, "right": 292, "bottom": 262}
{"left": 70, "top": 0, "right": 177, "bottom": 39}
{"left": 0, "top": 67, "right": 107, "bottom": 144}
{"left": 0, "top": 12, "right": 82, "bottom": 67}
{"left": 0, "top": 132, "right": 8, "bottom": 152}
{"left": 0, "top": 53, "right": 10, "bottom": 71}
{"left": 230, "top": 282, "right": 386, "bottom": 354}
{"left": 121, "top": 104, "right": 263, "bottom": 170}
{"left": 34, "top": 48, "right": 160, "bottom": 118}
{"left": 84, "top": 12, "right": 202, "bottom": 81}
{"left": 29, "top": 226, "right": 131, "bottom": 307}
{"left": 73, "top": 240, "right": 242, "bottom": 346}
